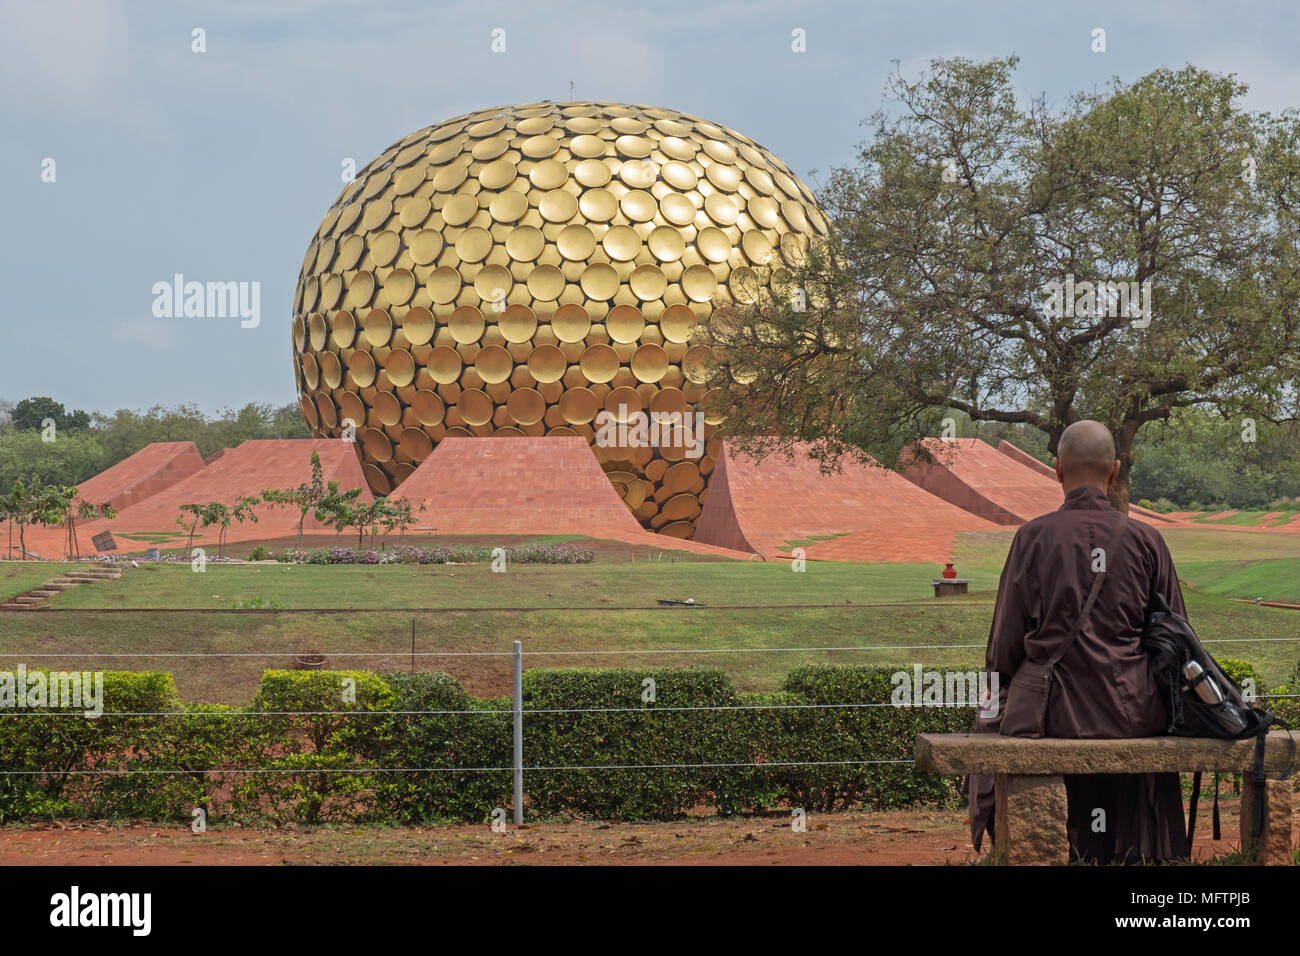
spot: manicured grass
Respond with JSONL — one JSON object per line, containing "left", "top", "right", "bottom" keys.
{"left": 45, "top": 559, "right": 1004, "bottom": 611}
{"left": 2, "top": 527, "right": 1297, "bottom": 705}
{"left": 0, "top": 562, "right": 78, "bottom": 602}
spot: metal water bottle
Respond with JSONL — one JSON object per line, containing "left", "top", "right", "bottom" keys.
{"left": 1182, "top": 660, "right": 1248, "bottom": 734}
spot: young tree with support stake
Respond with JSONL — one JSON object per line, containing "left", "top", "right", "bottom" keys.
{"left": 706, "top": 58, "right": 1300, "bottom": 512}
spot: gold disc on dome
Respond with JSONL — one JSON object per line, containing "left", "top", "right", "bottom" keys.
{"left": 370, "top": 229, "right": 401, "bottom": 267}
{"left": 361, "top": 198, "right": 393, "bottom": 231}
{"left": 337, "top": 233, "right": 367, "bottom": 271}
{"left": 661, "top": 161, "right": 698, "bottom": 190}
{"left": 308, "top": 312, "right": 327, "bottom": 350}
{"left": 412, "top": 388, "right": 446, "bottom": 426}
{"left": 580, "top": 262, "right": 620, "bottom": 300}
{"left": 629, "top": 264, "right": 667, "bottom": 301}
{"left": 382, "top": 269, "right": 416, "bottom": 305}
{"left": 615, "top": 135, "right": 652, "bottom": 158}
{"left": 455, "top": 227, "right": 493, "bottom": 263}
{"left": 741, "top": 230, "right": 773, "bottom": 265}
{"left": 431, "top": 162, "right": 469, "bottom": 192}
{"left": 348, "top": 350, "right": 377, "bottom": 387}
{"left": 386, "top": 349, "right": 416, "bottom": 388}
{"left": 526, "top": 263, "right": 565, "bottom": 300}
{"left": 520, "top": 134, "right": 559, "bottom": 159}
{"left": 398, "top": 196, "right": 432, "bottom": 229}
{"left": 449, "top": 305, "right": 485, "bottom": 344}
{"left": 292, "top": 314, "right": 307, "bottom": 352}
{"left": 347, "top": 272, "right": 375, "bottom": 309}
{"left": 467, "top": 117, "right": 507, "bottom": 137}
{"left": 730, "top": 266, "right": 761, "bottom": 303}
{"left": 499, "top": 304, "right": 538, "bottom": 343}
{"left": 683, "top": 344, "right": 716, "bottom": 383}
{"left": 681, "top": 264, "right": 719, "bottom": 302}
{"left": 319, "top": 351, "right": 343, "bottom": 389}
{"left": 399, "top": 427, "right": 434, "bottom": 461}
{"left": 489, "top": 189, "right": 528, "bottom": 222}
{"left": 443, "top": 426, "right": 473, "bottom": 439}
{"left": 538, "top": 189, "right": 578, "bottom": 222}
{"left": 745, "top": 166, "right": 776, "bottom": 195}
{"left": 315, "top": 391, "right": 338, "bottom": 428}
{"left": 427, "top": 266, "right": 461, "bottom": 304}
{"left": 650, "top": 385, "right": 687, "bottom": 414}
{"left": 696, "top": 226, "right": 730, "bottom": 263}
{"left": 619, "top": 159, "right": 658, "bottom": 189}
{"left": 659, "top": 192, "right": 696, "bottom": 226}
{"left": 409, "top": 229, "right": 443, "bottom": 265}
{"left": 505, "top": 225, "right": 545, "bottom": 261}
{"left": 704, "top": 192, "right": 739, "bottom": 225}
{"left": 363, "top": 308, "right": 393, "bottom": 347}
{"left": 471, "top": 135, "right": 510, "bottom": 161}
{"left": 647, "top": 225, "right": 685, "bottom": 262}
{"left": 660, "top": 304, "right": 702, "bottom": 345}
{"left": 528, "top": 158, "right": 569, "bottom": 189}
{"left": 780, "top": 200, "right": 810, "bottom": 232}
{"left": 631, "top": 343, "right": 669, "bottom": 383}
{"left": 474, "top": 344, "right": 514, "bottom": 384}
{"left": 620, "top": 190, "right": 657, "bottom": 221}
{"left": 574, "top": 159, "right": 612, "bottom": 187}
{"left": 362, "top": 427, "right": 393, "bottom": 462}
{"left": 337, "top": 391, "right": 365, "bottom": 429}
{"left": 427, "top": 345, "right": 462, "bottom": 384}
{"left": 506, "top": 388, "right": 546, "bottom": 425}
{"left": 551, "top": 303, "right": 591, "bottom": 342}
{"left": 579, "top": 343, "right": 619, "bottom": 382}
{"left": 474, "top": 263, "right": 512, "bottom": 301}
{"left": 441, "top": 193, "right": 479, "bottom": 226}
{"left": 703, "top": 139, "right": 738, "bottom": 165}
{"left": 704, "top": 162, "right": 741, "bottom": 193}
{"left": 373, "top": 391, "right": 403, "bottom": 426}
{"left": 320, "top": 274, "right": 342, "bottom": 310}
{"left": 559, "top": 387, "right": 599, "bottom": 424}
{"left": 478, "top": 157, "right": 517, "bottom": 189}
{"left": 578, "top": 188, "right": 617, "bottom": 221}
{"left": 401, "top": 306, "right": 435, "bottom": 346}
{"left": 658, "top": 136, "right": 696, "bottom": 161}
{"left": 300, "top": 353, "right": 319, "bottom": 390}
{"left": 748, "top": 195, "right": 780, "bottom": 229}
{"left": 557, "top": 224, "right": 597, "bottom": 260}
{"left": 457, "top": 388, "right": 494, "bottom": 426}
{"left": 661, "top": 496, "right": 701, "bottom": 522}
{"left": 527, "top": 344, "right": 567, "bottom": 382}
{"left": 601, "top": 225, "right": 641, "bottom": 261}
{"left": 605, "top": 385, "right": 642, "bottom": 418}
{"left": 606, "top": 304, "right": 645, "bottom": 343}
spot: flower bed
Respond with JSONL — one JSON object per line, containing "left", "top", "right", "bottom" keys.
{"left": 275, "top": 543, "right": 595, "bottom": 565}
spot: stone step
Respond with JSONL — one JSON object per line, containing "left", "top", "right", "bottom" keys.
{"left": 12, "top": 596, "right": 46, "bottom": 605}
{"left": 29, "top": 590, "right": 60, "bottom": 598}
{"left": 41, "top": 582, "right": 79, "bottom": 591}
{"left": 48, "top": 579, "right": 83, "bottom": 586}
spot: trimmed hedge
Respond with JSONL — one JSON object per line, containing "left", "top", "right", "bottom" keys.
{"left": 11, "top": 662, "right": 1225, "bottom": 823}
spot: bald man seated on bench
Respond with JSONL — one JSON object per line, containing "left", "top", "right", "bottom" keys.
{"left": 966, "top": 421, "right": 1189, "bottom": 864}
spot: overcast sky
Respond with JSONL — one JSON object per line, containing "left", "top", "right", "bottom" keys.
{"left": 2, "top": 0, "right": 1295, "bottom": 417}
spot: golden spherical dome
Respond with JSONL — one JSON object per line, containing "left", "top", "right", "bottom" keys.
{"left": 291, "top": 101, "right": 829, "bottom": 538}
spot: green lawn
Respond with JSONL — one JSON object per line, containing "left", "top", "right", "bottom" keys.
{"left": 1189, "top": 509, "right": 1300, "bottom": 528}
{"left": 0, "top": 524, "right": 1296, "bottom": 705}
{"left": 0, "top": 562, "right": 78, "bottom": 602}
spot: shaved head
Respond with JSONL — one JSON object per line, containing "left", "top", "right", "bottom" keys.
{"left": 1056, "top": 421, "right": 1117, "bottom": 483}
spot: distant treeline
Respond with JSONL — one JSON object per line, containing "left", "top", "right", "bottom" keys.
{"left": 0, "top": 397, "right": 1296, "bottom": 511}
{"left": 0, "top": 397, "right": 310, "bottom": 497}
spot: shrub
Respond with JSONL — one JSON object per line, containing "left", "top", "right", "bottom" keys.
{"left": 233, "top": 670, "right": 394, "bottom": 824}
{"left": 246, "top": 545, "right": 269, "bottom": 561}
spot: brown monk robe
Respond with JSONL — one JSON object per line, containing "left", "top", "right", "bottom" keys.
{"left": 966, "top": 421, "right": 1190, "bottom": 864}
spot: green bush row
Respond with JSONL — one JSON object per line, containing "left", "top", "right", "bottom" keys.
{"left": 4, "top": 661, "right": 1287, "bottom": 825}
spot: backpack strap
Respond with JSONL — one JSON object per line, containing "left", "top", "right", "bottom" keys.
{"left": 1186, "top": 771, "right": 1201, "bottom": 850}
{"left": 1046, "top": 513, "right": 1130, "bottom": 668}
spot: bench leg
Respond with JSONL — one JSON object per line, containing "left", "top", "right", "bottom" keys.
{"left": 1240, "top": 772, "right": 1294, "bottom": 866}
{"left": 993, "top": 773, "right": 1069, "bottom": 866}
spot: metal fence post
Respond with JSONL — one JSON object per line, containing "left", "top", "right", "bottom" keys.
{"left": 513, "top": 639, "right": 523, "bottom": 825}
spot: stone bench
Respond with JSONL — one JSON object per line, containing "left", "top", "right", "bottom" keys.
{"left": 915, "top": 732, "right": 1297, "bottom": 865}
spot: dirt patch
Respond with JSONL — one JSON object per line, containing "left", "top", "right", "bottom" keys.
{"left": 0, "top": 797, "right": 1262, "bottom": 865}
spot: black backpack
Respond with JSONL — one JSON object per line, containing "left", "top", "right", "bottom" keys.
{"left": 1141, "top": 590, "right": 1291, "bottom": 847}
